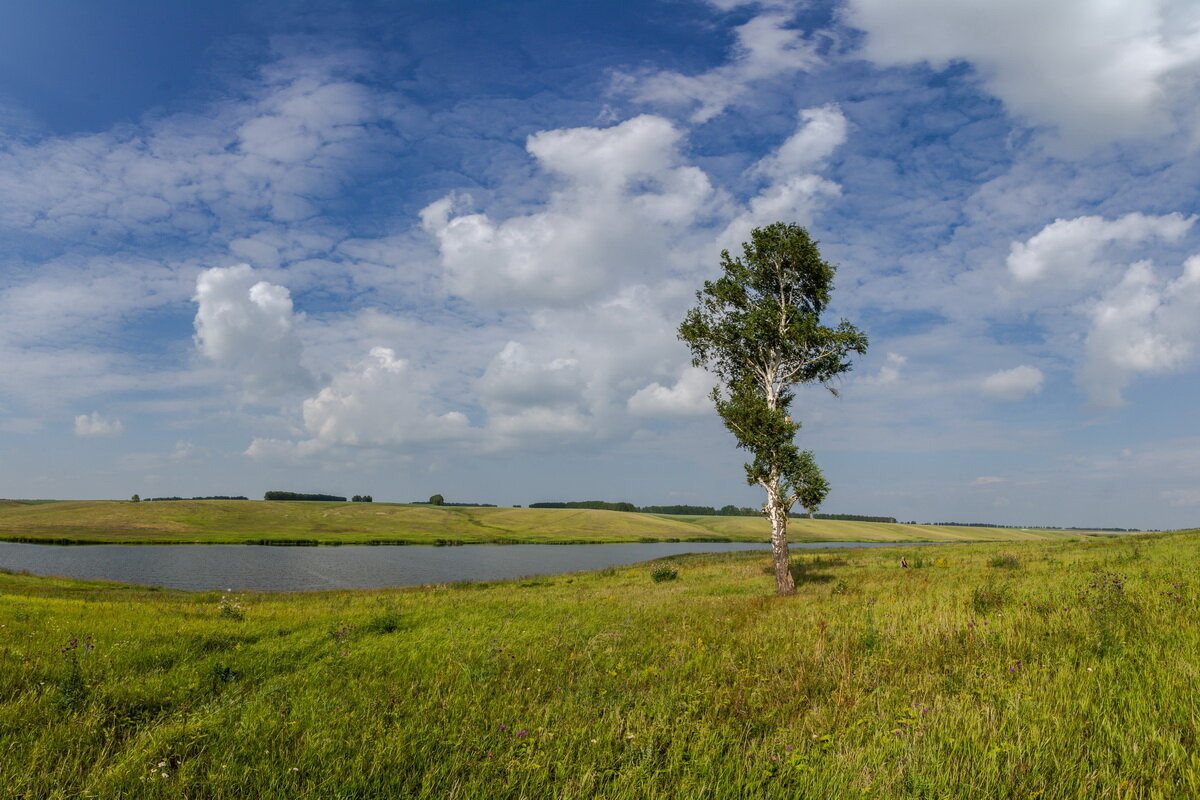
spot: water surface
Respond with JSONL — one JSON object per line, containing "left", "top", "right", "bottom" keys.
{"left": 0, "top": 540, "right": 909, "bottom": 592}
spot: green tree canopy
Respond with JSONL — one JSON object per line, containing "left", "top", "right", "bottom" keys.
{"left": 679, "top": 222, "right": 867, "bottom": 595}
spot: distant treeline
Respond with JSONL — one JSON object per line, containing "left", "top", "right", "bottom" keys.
{"left": 528, "top": 501, "right": 896, "bottom": 523}
{"left": 922, "top": 521, "right": 1144, "bottom": 532}
{"left": 411, "top": 501, "right": 498, "bottom": 507}
{"left": 264, "top": 492, "right": 347, "bottom": 502}
{"left": 145, "top": 496, "right": 248, "bottom": 501}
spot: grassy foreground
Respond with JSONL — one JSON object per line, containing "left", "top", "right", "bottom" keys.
{"left": 2, "top": 531, "right": 1199, "bottom": 798}
{"left": 0, "top": 499, "right": 1083, "bottom": 545}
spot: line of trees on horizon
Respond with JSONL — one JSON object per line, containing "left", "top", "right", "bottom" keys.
{"left": 527, "top": 500, "right": 897, "bottom": 523}
{"left": 263, "top": 491, "right": 347, "bottom": 502}
{"left": 141, "top": 496, "right": 249, "bottom": 501}
{"left": 918, "top": 521, "right": 1146, "bottom": 532}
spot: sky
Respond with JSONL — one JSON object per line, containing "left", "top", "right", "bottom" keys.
{"left": 1, "top": 0, "right": 1199, "bottom": 529}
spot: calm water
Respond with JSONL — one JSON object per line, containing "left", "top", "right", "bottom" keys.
{"left": 0, "top": 540, "right": 912, "bottom": 592}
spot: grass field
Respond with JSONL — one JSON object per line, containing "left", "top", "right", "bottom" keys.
{"left": 0, "top": 499, "right": 1089, "bottom": 545}
{"left": 1, "top": 531, "right": 1197, "bottom": 798}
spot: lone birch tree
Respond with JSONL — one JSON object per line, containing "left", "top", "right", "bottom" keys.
{"left": 679, "top": 223, "right": 867, "bottom": 595}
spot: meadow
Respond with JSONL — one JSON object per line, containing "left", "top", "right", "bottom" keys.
{"left": 2, "top": 530, "right": 1198, "bottom": 798}
{"left": 0, "top": 499, "right": 1083, "bottom": 545}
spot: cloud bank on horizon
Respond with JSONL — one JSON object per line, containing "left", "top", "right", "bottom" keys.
{"left": 1, "top": 0, "right": 1199, "bottom": 528}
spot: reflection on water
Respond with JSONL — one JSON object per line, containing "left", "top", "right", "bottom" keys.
{"left": 0, "top": 540, "right": 911, "bottom": 592}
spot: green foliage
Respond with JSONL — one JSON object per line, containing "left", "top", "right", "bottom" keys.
{"left": 650, "top": 565, "right": 680, "bottom": 582}
{"left": 680, "top": 223, "right": 866, "bottom": 593}
{"left": 264, "top": 491, "right": 347, "bottom": 502}
{"left": 130, "top": 494, "right": 139, "bottom": 502}
{"left": 990, "top": 553, "right": 1021, "bottom": 569}
{"left": 428, "top": 494, "right": 445, "bottom": 506}
{"left": 530, "top": 500, "right": 638, "bottom": 512}
{"left": 679, "top": 223, "right": 867, "bottom": 514}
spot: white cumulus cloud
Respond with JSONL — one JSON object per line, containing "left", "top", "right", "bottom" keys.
{"left": 1082, "top": 257, "right": 1200, "bottom": 407}
{"left": 868, "top": 352, "right": 907, "bottom": 386}
{"left": 846, "top": 0, "right": 1200, "bottom": 146}
{"left": 193, "top": 265, "right": 314, "bottom": 399}
{"left": 628, "top": 367, "right": 713, "bottom": 417}
{"left": 248, "top": 347, "right": 473, "bottom": 460}
{"left": 1007, "top": 213, "right": 1194, "bottom": 283}
{"left": 1007, "top": 215, "right": 1200, "bottom": 406}
{"left": 981, "top": 365, "right": 1045, "bottom": 401}
{"left": 422, "top": 115, "right": 716, "bottom": 307}
{"left": 74, "top": 411, "right": 124, "bottom": 437}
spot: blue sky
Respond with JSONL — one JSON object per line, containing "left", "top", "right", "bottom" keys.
{"left": 2, "top": 0, "right": 1199, "bottom": 529}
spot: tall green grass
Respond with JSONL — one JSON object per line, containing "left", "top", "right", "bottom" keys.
{"left": 1, "top": 532, "right": 1198, "bottom": 798}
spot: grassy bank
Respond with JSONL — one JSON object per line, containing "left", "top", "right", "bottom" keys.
{"left": 2, "top": 531, "right": 1198, "bottom": 798}
{"left": 0, "top": 499, "right": 1084, "bottom": 545}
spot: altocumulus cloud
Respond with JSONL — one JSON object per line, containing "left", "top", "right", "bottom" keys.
{"left": 615, "top": 8, "right": 822, "bottom": 123}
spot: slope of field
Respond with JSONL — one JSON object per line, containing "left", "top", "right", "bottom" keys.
{"left": 2, "top": 532, "right": 1198, "bottom": 798}
{"left": 0, "top": 499, "right": 1089, "bottom": 545}
{"left": 666, "top": 514, "right": 1080, "bottom": 542}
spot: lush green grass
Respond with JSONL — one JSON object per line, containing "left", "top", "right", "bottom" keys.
{"left": 0, "top": 499, "right": 1085, "bottom": 545}
{"left": 2, "top": 531, "right": 1198, "bottom": 798}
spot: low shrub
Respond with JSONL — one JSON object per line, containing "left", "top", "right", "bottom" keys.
{"left": 971, "top": 580, "right": 1011, "bottom": 613}
{"left": 362, "top": 604, "right": 404, "bottom": 634}
{"left": 651, "top": 566, "right": 679, "bottom": 583}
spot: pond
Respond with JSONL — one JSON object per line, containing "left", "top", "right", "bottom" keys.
{"left": 0, "top": 540, "right": 913, "bottom": 592}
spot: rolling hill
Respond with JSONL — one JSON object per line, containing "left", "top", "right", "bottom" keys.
{"left": 0, "top": 499, "right": 1096, "bottom": 545}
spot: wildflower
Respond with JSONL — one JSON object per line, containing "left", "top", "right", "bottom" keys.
{"left": 515, "top": 730, "right": 528, "bottom": 737}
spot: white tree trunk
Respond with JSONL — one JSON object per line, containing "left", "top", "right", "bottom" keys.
{"left": 761, "top": 378, "right": 795, "bottom": 595}
{"left": 766, "top": 481, "right": 795, "bottom": 596}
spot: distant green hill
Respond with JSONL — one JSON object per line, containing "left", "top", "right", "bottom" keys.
{"left": 0, "top": 499, "right": 1097, "bottom": 545}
